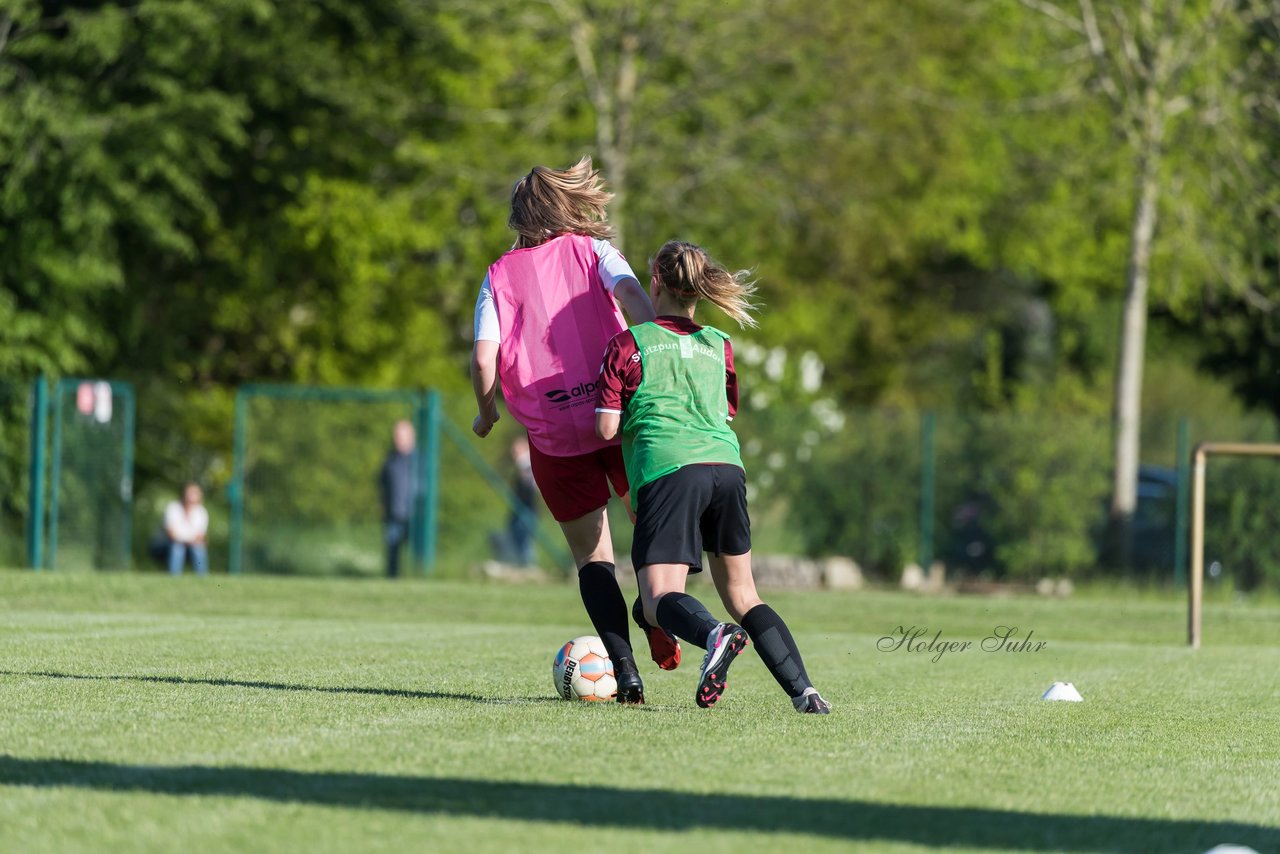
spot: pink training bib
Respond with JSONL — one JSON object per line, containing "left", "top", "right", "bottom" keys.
{"left": 488, "top": 233, "right": 627, "bottom": 456}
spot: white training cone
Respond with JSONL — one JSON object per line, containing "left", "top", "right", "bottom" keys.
{"left": 1041, "top": 681, "right": 1083, "bottom": 702}
{"left": 1202, "top": 847, "right": 1260, "bottom": 854}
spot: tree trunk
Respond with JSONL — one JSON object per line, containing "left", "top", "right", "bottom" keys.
{"left": 559, "top": 2, "right": 640, "bottom": 253}
{"left": 596, "top": 30, "right": 637, "bottom": 253}
{"left": 1108, "top": 144, "right": 1161, "bottom": 567}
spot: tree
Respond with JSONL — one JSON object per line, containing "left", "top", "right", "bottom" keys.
{"left": 1182, "top": 3, "right": 1280, "bottom": 422}
{"left": 1015, "top": 0, "right": 1272, "bottom": 563}
{"left": 0, "top": 0, "right": 254, "bottom": 376}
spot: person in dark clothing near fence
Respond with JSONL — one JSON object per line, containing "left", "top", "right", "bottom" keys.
{"left": 508, "top": 436, "right": 538, "bottom": 566}
{"left": 378, "top": 419, "right": 418, "bottom": 578}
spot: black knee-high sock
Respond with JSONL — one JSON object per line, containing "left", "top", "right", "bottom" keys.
{"left": 631, "top": 596, "right": 649, "bottom": 628}
{"left": 578, "top": 562, "right": 632, "bottom": 664}
{"left": 741, "top": 604, "right": 812, "bottom": 699}
{"left": 655, "top": 592, "right": 719, "bottom": 650}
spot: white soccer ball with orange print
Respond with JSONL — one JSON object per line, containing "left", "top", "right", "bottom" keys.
{"left": 552, "top": 635, "right": 617, "bottom": 701}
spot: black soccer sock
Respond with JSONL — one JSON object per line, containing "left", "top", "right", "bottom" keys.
{"left": 655, "top": 592, "right": 720, "bottom": 650}
{"left": 631, "top": 596, "right": 654, "bottom": 629}
{"left": 577, "top": 562, "right": 633, "bottom": 664}
{"left": 741, "top": 603, "right": 812, "bottom": 699}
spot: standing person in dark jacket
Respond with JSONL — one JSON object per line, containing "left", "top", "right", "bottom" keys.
{"left": 507, "top": 436, "right": 538, "bottom": 566}
{"left": 379, "top": 419, "right": 418, "bottom": 578}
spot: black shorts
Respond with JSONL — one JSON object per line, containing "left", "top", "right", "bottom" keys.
{"left": 631, "top": 464, "right": 751, "bottom": 573}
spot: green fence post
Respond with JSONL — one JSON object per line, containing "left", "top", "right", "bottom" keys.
{"left": 118, "top": 382, "right": 135, "bottom": 570}
{"left": 26, "top": 375, "right": 48, "bottom": 570}
{"left": 410, "top": 396, "right": 426, "bottom": 573}
{"left": 919, "top": 411, "right": 936, "bottom": 571}
{"left": 1173, "top": 417, "right": 1190, "bottom": 586}
{"left": 46, "top": 380, "right": 67, "bottom": 570}
{"left": 228, "top": 389, "right": 247, "bottom": 575}
{"left": 420, "top": 389, "right": 441, "bottom": 574}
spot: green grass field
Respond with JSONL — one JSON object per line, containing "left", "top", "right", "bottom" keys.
{"left": 1, "top": 571, "right": 1277, "bottom": 853}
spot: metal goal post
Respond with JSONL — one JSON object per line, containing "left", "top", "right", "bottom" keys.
{"left": 1188, "top": 441, "right": 1280, "bottom": 648}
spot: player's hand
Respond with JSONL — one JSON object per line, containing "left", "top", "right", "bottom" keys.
{"left": 473, "top": 411, "right": 498, "bottom": 437}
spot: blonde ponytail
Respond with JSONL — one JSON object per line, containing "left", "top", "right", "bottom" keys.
{"left": 652, "top": 241, "right": 759, "bottom": 328}
{"left": 508, "top": 157, "right": 615, "bottom": 249}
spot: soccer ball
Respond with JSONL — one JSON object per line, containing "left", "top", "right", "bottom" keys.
{"left": 552, "top": 635, "right": 617, "bottom": 701}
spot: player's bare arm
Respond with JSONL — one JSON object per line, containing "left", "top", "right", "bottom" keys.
{"left": 612, "top": 276, "right": 656, "bottom": 325}
{"left": 471, "top": 339, "right": 500, "bottom": 437}
{"left": 596, "top": 410, "right": 620, "bottom": 441}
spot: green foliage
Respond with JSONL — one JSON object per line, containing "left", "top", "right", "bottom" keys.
{"left": 1204, "top": 458, "right": 1280, "bottom": 592}
{"left": 777, "top": 409, "right": 923, "bottom": 577}
{"left": 938, "top": 413, "right": 1111, "bottom": 579}
{"left": 0, "top": 380, "right": 32, "bottom": 566}
{"left": 0, "top": 1, "right": 259, "bottom": 374}
{"left": 1196, "top": 415, "right": 1280, "bottom": 592}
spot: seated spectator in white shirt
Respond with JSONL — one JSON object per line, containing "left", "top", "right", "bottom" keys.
{"left": 164, "top": 482, "right": 209, "bottom": 576}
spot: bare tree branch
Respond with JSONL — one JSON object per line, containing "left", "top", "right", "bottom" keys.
{"left": 1016, "top": 0, "right": 1086, "bottom": 33}
{"left": 1110, "top": 5, "right": 1144, "bottom": 86}
{"left": 0, "top": 15, "right": 14, "bottom": 57}
{"left": 1077, "top": 0, "right": 1124, "bottom": 108}
{"left": 549, "top": 0, "right": 609, "bottom": 138}
{"left": 1243, "top": 286, "right": 1277, "bottom": 313}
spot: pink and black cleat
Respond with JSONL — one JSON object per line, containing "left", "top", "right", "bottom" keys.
{"left": 695, "top": 623, "right": 749, "bottom": 709}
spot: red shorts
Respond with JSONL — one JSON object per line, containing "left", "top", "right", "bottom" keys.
{"left": 527, "top": 440, "right": 630, "bottom": 522}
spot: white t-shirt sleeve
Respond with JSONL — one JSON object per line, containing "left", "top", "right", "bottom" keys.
{"left": 593, "top": 238, "right": 638, "bottom": 293}
{"left": 474, "top": 273, "right": 500, "bottom": 343}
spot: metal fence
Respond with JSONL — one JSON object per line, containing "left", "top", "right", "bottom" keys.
{"left": 733, "top": 405, "right": 1280, "bottom": 587}
{"left": 227, "top": 385, "right": 569, "bottom": 577}
{"left": 4, "top": 374, "right": 1278, "bottom": 588}
{"left": 228, "top": 384, "right": 434, "bottom": 576}
{"left": 47, "top": 379, "right": 135, "bottom": 571}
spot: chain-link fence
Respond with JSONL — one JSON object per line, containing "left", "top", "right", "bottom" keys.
{"left": 229, "top": 385, "right": 428, "bottom": 576}
{"left": 48, "top": 380, "right": 135, "bottom": 571}
{"left": 4, "top": 372, "right": 1277, "bottom": 588}
{"left": 734, "top": 403, "right": 1280, "bottom": 589}
{"left": 1196, "top": 415, "right": 1280, "bottom": 592}
{"left": 228, "top": 385, "right": 569, "bottom": 577}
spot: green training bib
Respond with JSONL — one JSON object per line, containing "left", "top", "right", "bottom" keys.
{"left": 621, "top": 322, "right": 743, "bottom": 506}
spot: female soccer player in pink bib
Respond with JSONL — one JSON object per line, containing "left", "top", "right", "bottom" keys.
{"left": 471, "top": 158, "right": 676, "bottom": 703}
{"left": 595, "top": 241, "right": 830, "bottom": 713}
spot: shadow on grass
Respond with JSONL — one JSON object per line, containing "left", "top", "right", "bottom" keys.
{"left": 0, "top": 756, "right": 1275, "bottom": 852}
{"left": 0, "top": 669, "right": 557, "bottom": 706}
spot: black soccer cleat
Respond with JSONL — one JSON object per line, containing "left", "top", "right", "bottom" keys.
{"left": 696, "top": 623, "right": 748, "bottom": 709}
{"left": 614, "top": 657, "right": 645, "bottom": 704}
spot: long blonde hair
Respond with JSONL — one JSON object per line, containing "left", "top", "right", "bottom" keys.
{"left": 652, "top": 241, "right": 759, "bottom": 328}
{"left": 508, "top": 157, "right": 614, "bottom": 249}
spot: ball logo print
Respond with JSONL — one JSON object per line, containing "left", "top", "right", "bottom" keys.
{"left": 559, "top": 655, "right": 577, "bottom": 696}
{"left": 551, "top": 636, "right": 617, "bottom": 701}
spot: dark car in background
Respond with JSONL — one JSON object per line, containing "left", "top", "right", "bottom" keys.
{"left": 1126, "top": 464, "right": 1179, "bottom": 573}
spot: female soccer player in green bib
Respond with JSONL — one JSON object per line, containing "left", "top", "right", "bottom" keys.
{"left": 595, "top": 241, "right": 830, "bottom": 713}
